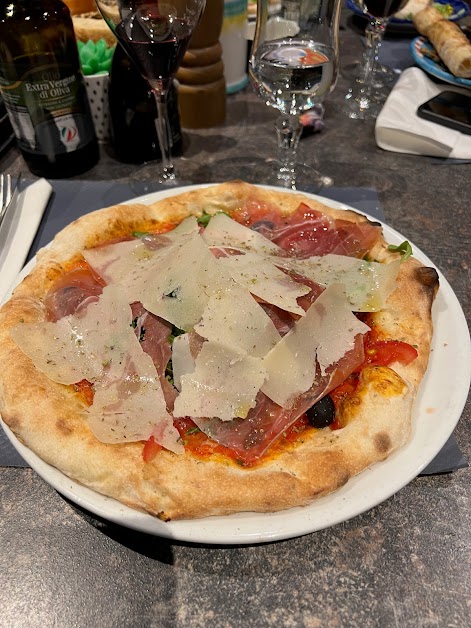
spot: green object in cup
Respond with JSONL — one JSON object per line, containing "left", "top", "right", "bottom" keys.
{"left": 78, "top": 38, "right": 115, "bottom": 76}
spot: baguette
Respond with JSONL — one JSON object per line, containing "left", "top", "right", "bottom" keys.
{"left": 413, "top": 7, "right": 471, "bottom": 78}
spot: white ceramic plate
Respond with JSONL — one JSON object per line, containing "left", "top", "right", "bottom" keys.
{"left": 2, "top": 185, "right": 470, "bottom": 544}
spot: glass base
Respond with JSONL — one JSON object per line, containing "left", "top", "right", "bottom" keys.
{"left": 178, "top": 156, "right": 333, "bottom": 193}
{"left": 342, "top": 61, "right": 397, "bottom": 89}
{"left": 344, "top": 87, "right": 383, "bottom": 120}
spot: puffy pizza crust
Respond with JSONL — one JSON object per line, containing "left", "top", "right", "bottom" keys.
{"left": 0, "top": 181, "right": 438, "bottom": 520}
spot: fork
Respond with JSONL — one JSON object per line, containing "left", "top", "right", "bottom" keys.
{"left": 0, "top": 173, "right": 13, "bottom": 229}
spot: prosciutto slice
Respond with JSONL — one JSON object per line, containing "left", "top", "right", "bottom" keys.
{"left": 45, "top": 267, "right": 104, "bottom": 321}
{"left": 46, "top": 266, "right": 177, "bottom": 411}
{"left": 248, "top": 204, "right": 381, "bottom": 259}
{"left": 193, "top": 336, "right": 365, "bottom": 464}
{"left": 130, "top": 303, "right": 177, "bottom": 412}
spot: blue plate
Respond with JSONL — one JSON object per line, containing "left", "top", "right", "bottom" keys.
{"left": 346, "top": 0, "right": 470, "bottom": 24}
{"left": 411, "top": 36, "right": 471, "bottom": 88}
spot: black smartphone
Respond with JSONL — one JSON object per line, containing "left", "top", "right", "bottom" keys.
{"left": 417, "top": 91, "right": 471, "bottom": 135}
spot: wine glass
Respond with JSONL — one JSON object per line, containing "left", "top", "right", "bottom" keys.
{"left": 343, "top": 1, "right": 396, "bottom": 89}
{"left": 249, "top": 0, "right": 341, "bottom": 191}
{"left": 344, "top": 0, "right": 408, "bottom": 119}
{"left": 95, "top": 0, "right": 206, "bottom": 182}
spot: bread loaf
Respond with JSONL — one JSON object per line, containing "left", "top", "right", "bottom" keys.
{"left": 413, "top": 7, "right": 471, "bottom": 78}
{"left": 72, "top": 12, "right": 117, "bottom": 47}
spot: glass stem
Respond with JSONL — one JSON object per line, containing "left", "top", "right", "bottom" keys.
{"left": 275, "top": 114, "right": 303, "bottom": 189}
{"left": 361, "top": 18, "right": 386, "bottom": 97}
{"left": 151, "top": 88, "right": 175, "bottom": 181}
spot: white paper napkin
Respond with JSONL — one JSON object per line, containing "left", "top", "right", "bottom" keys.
{"left": 0, "top": 178, "right": 53, "bottom": 303}
{"left": 375, "top": 67, "right": 471, "bottom": 159}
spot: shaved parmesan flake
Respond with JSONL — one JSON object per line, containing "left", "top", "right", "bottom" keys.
{"left": 88, "top": 348, "right": 183, "bottom": 453}
{"left": 202, "top": 212, "right": 283, "bottom": 255}
{"left": 173, "top": 342, "right": 267, "bottom": 421}
{"left": 130, "top": 232, "right": 233, "bottom": 330}
{"left": 262, "top": 285, "right": 370, "bottom": 407}
{"left": 171, "top": 334, "right": 195, "bottom": 391}
{"left": 217, "top": 251, "right": 309, "bottom": 316}
{"left": 84, "top": 239, "right": 151, "bottom": 285}
{"left": 275, "top": 255, "right": 401, "bottom": 312}
{"left": 10, "top": 285, "right": 134, "bottom": 385}
{"left": 194, "top": 287, "right": 281, "bottom": 357}
{"left": 313, "top": 284, "right": 370, "bottom": 374}
{"left": 84, "top": 216, "right": 199, "bottom": 286}
{"left": 166, "top": 215, "right": 200, "bottom": 238}
{"left": 11, "top": 286, "right": 180, "bottom": 452}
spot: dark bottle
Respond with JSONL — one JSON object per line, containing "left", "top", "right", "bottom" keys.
{"left": 0, "top": 0, "right": 99, "bottom": 178}
{"left": 108, "top": 43, "right": 182, "bottom": 164}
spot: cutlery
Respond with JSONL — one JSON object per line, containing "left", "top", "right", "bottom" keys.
{"left": 0, "top": 177, "right": 53, "bottom": 303}
{"left": 0, "top": 173, "right": 14, "bottom": 228}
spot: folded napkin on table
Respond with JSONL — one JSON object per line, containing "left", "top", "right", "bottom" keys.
{"left": 375, "top": 67, "right": 471, "bottom": 159}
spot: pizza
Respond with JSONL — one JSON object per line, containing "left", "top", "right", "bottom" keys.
{"left": 0, "top": 181, "right": 439, "bottom": 520}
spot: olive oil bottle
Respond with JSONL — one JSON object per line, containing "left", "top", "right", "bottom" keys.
{"left": 0, "top": 0, "right": 99, "bottom": 177}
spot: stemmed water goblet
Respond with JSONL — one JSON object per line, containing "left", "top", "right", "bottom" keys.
{"left": 344, "top": 0, "right": 408, "bottom": 119}
{"left": 249, "top": 0, "right": 341, "bottom": 191}
{"left": 95, "top": 0, "right": 206, "bottom": 182}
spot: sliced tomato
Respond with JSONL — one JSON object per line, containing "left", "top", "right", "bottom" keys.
{"left": 73, "top": 379, "right": 94, "bottom": 405}
{"left": 142, "top": 436, "right": 163, "bottom": 463}
{"left": 362, "top": 340, "right": 418, "bottom": 368}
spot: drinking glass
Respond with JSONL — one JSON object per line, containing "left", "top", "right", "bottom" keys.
{"left": 249, "top": 0, "right": 341, "bottom": 190}
{"left": 344, "top": 0, "right": 408, "bottom": 119}
{"left": 95, "top": 0, "right": 206, "bottom": 182}
{"left": 343, "top": 1, "right": 396, "bottom": 89}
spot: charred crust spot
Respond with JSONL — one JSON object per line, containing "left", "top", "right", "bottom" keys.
{"left": 336, "top": 469, "right": 350, "bottom": 488}
{"left": 368, "top": 220, "right": 382, "bottom": 227}
{"left": 156, "top": 511, "right": 171, "bottom": 522}
{"left": 416, "top": 266, "right": 439, "bottom": 290}
{"left": 56, "top": 418, "right": 73, "bottom": 436}
{"left": 374, "top": 432, "right": 391, "bottom": 454}
{"left": 3, "top": 413, "right": 20, "bottom": 431}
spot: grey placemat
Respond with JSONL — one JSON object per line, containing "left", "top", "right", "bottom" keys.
{"left": 1, "top": 180, "right": 467, "bottom": 476}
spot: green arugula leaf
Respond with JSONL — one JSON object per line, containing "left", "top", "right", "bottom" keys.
{"left": 197, "top": 211, "right": 212, "bottom": 227}
{"left": 388, "top": 240, "right": 412, "bottom": 262}
{"left": 197, "top": 210, "right": 231, "bottom": 227}
{"left": 132, "top": 230, "right": 150, "bottom": 238}
{"left": 186, "top": 427, "right": 201, "bottom": 436}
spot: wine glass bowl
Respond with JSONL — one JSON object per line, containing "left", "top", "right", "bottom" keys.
{"left": 344, "top": 0, "right": 408, "bottom": 119}
{"left": 249, "top": 0, "right": 341, "bottom": 190}
{"left": 95, "top": 0, "right": 206, "bottom": 181}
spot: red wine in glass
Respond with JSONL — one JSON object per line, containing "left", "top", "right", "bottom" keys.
{"left": 96, "top": 0, "right": 206, "bottom": 181}
{"left": 361, "top": 0, "right": 408, "bottom": 18}
{"left": 115, "top": 12, "right": 192, "bottom": 88}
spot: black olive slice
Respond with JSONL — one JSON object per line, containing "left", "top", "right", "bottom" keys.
{"left": 306, "top": 395, "right": 335, "bottom": 428}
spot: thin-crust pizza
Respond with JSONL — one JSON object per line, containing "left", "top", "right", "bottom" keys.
{"left": 0, "top": 181, "right": 439, "bottom": 520}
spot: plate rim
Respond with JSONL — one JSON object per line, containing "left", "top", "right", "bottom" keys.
{"left": 347, "top": 0, "right": 470, "bottom": 24}
{"left": 411, "top": 36, "right": 471, "bottom": 88}
{"left": 1, "top": 183, "right": 470, "bottom": 544}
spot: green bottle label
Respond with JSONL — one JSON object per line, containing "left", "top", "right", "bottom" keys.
{"left": 0, "top": 64, "right": 95, "bottom": 155}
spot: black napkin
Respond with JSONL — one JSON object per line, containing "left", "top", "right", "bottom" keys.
{"left": 0, "top": 180, "right": 467, "bottom": 475}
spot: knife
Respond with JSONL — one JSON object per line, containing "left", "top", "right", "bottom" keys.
{"left": 0, "top": 178, "right": 53, "bottom": 304}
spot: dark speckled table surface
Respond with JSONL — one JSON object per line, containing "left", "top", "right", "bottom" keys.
{"left": 0, "top": 11, "right": 470, "bottom": 628}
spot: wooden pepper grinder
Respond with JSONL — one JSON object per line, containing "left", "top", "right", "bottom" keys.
{"left": 176, "top": 0, "right": 226, "bottom": 128}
